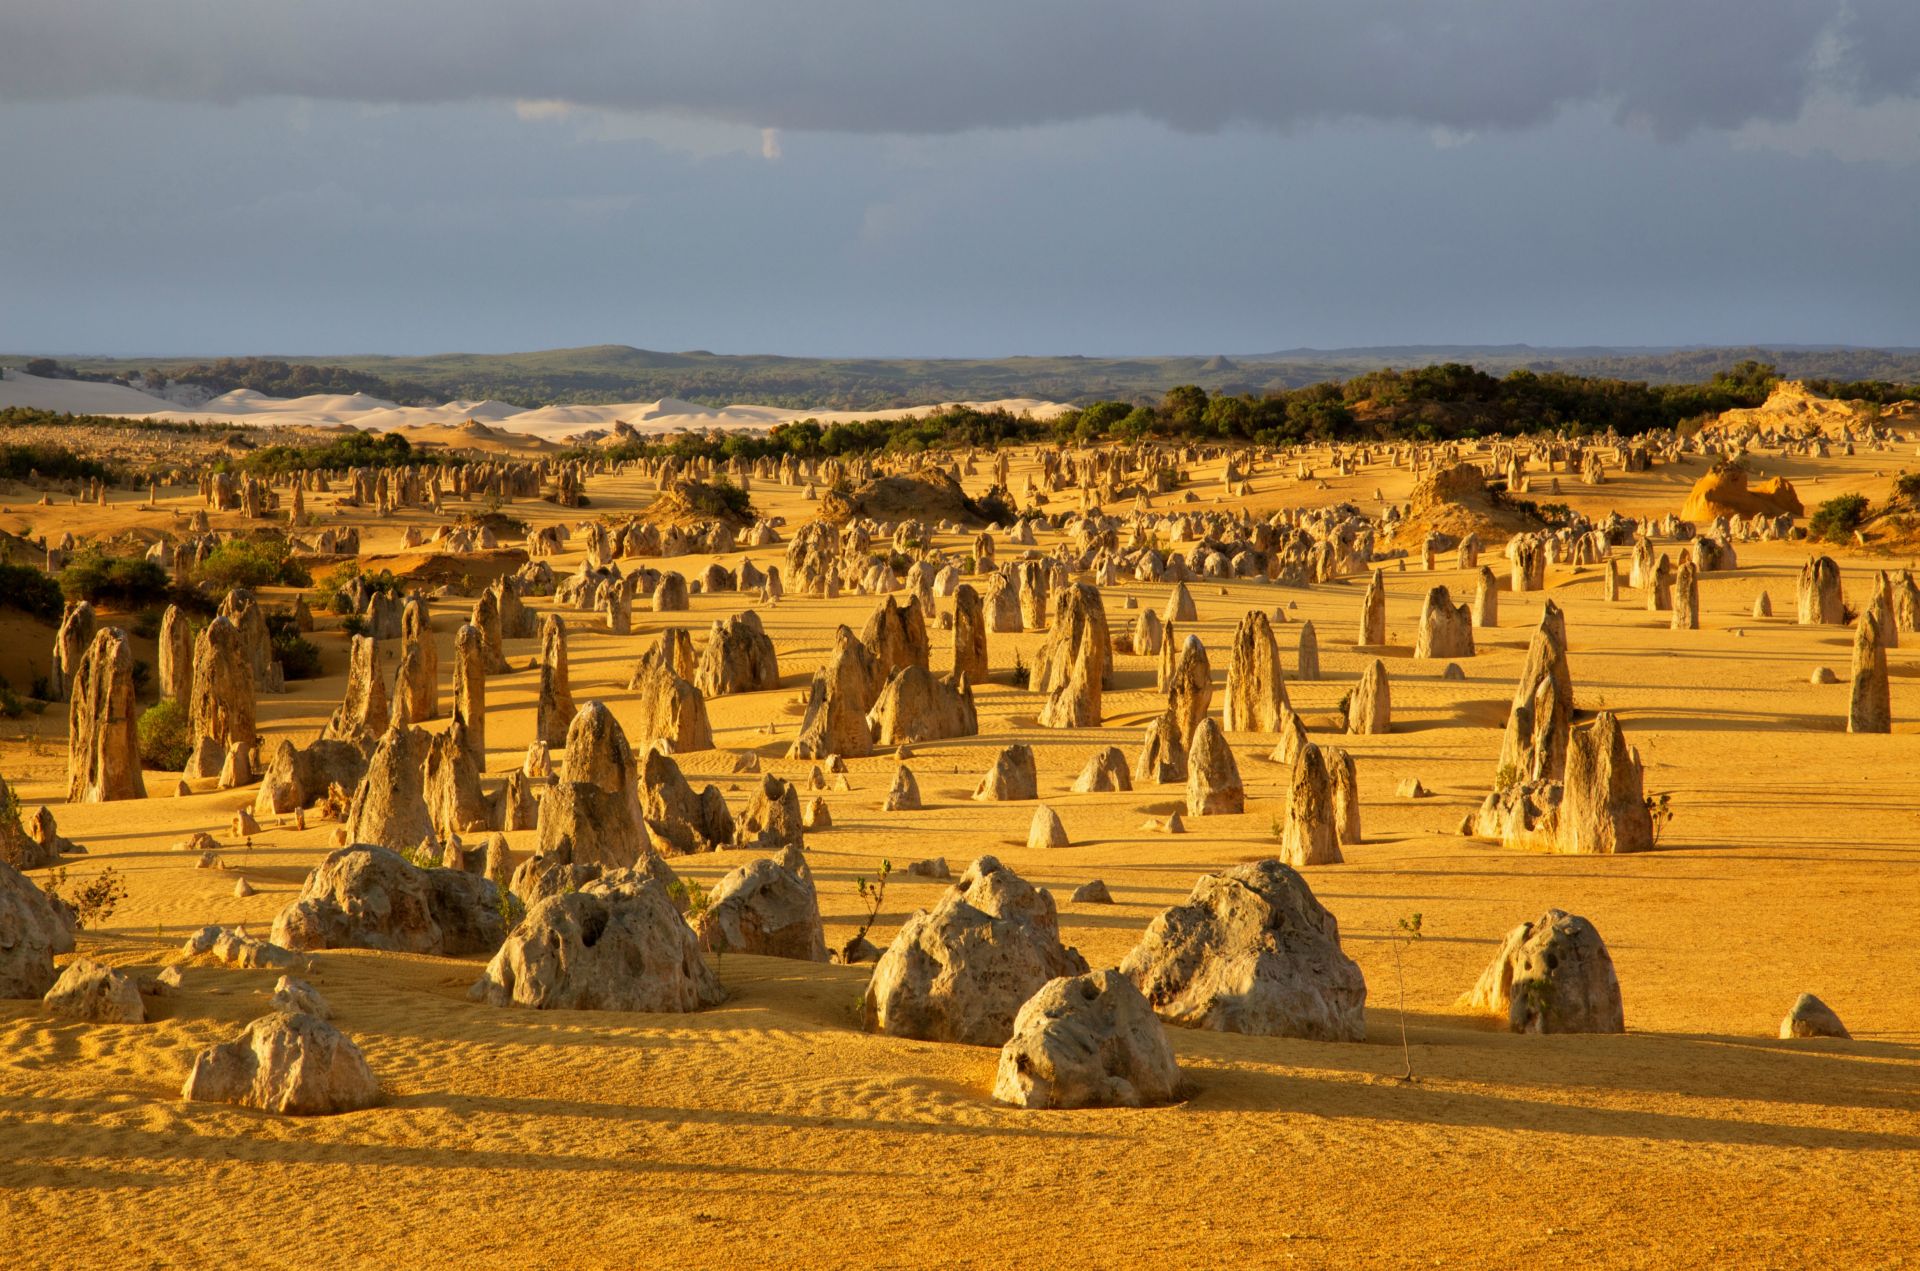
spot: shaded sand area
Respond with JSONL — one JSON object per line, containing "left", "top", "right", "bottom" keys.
{"left": 3, "top": 440, "right": 1919, "bottom": 1268}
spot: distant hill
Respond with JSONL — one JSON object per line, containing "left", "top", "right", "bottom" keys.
{"left": 10, "top": 343, "right": 1920, "bottom": 413}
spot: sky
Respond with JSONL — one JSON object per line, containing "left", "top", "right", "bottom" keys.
{"left": 2, "top": 1, "right": 1918, "bottom": 359}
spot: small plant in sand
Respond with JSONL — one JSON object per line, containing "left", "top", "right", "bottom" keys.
{"left": 1493, "top": 763, "right": 1522, "bottom": 792}
{"left": 1009, "top": 649, "right": 1031, "bottom": 690}
{"left": 1645, "top": 792, "right": 1673, "bottom": 848}
{"left": 1390, "top": 912, "right": 1424, "bottom": 1082}
{"left": 398, "top": 842, "right": 438, "bottom": 870}
{"left": 48, "top": 866, "right": 129, "bottom": 930}
{"left": 850, "top": 860, "right": 892, "bottom": 950}
{"left": 670, "top": 877, "right": 710, "bottom": 930}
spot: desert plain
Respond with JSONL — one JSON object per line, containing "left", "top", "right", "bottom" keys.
{"left": 1, "top": 415, "right": 1917, "bottom": 1271}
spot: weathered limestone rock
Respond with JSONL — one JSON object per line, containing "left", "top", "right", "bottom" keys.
{"left": 1223, "top": 610, "right": 1288, "bottom": 733}
{"left": 638, "top": 748, "right": 734, "bottom": 855}
{"left": 322, "top": 635, "right": 390, "bottom": 747}
{"left": 868, "top": 665, "right": 977, "bottom": 746}
{"left": 425, "top": 723, "right": 491, "bottom": 841}
{"left": 992, "top": 970, "right": 1181, "bottom": 1109}
{"left": 952, "top": 583, "right": 989, "bottom": 684}
{"left": 42, "top": 957, "right": 145, "bottom": 1024}
{"left": 1122, "top": 859, "right": 1366, "bottom": 1040}
{"left": 188, "top": 615, "right": 256, "bottom": 770}
{"left": 535, "top": 615, "right": 576, "bottom": 748}
{"left": 1296, "top": 620, "right": 1321, "bottom": 681}
{"left": 396, "top": 597, "right": 437, "bottom": 723}
{"left": 1071, "top": 746, "right": 1132, "bottom": 794}
{"left": 1497, "top": 601, "right": 1573, "bottom": 782}
{"left": 1164, "top": 635, "right": 1214, "bottom": 741}
{"left": 1267, "top": 704, "right": 1310, "bottom": 769}
{"left": 271, "top": 844, "right": 506, "bottom": 955}
{"left": 562, "top": 700, "right": 639, "bottom": 815}
{"left": 1462, "top": 909, "right": 1623, "bottom": 1034}
{"left": 1413, "top": 585, "right": 1474, "bottom": 659}
{"left": 736, "top": 773, "right": 805, "bottom": 853}
{"left": 1161, "top": 581, "right": 1198, "bottom": 625}
{"left": 1357, "top": 569, "right": 1386, "bottom": 645}
{"left": 1027, "top": 804, "right": 1070, "bottom": 848}
{"left": 1345, "top": 659, "right": 1391, "bottom": 735}
{"left": 1671, "top": 559, "right": 1700, "bottom": 631}
{"left": 693, "top": 612, "right": 780, "bottom": 697}
{"left": 1327, "top": 746, "right": 1362, "bottom": 845}
{"left": 1780, "top": 993, "right": 1850, "bottom": 1040}
{"left": 181, "top": 924, "right": 295, "bottom": 970}
{"left": 50, "top": 600, "right": 96, "bottom": 701}
{"left": 1131, "top": 608, "right": 1164, "bottom": 657}
{"left": 630, "top": 628, "right": 698, "bottom": 686}
{"left": 1279, "top": 743, "right": 1342, "bottom": 867}
{"left": 451, "top": 622, "right": 486, "bottom": 765}
{"left": 882, "top": 764, "right": 923, "bottom": 812}
{"left": 1558, "top": 711, "right": 1654, "bottom": 855}
{"left": 629, "top": 656, "right": 714, "bottom": 753}
{"left": 530, "top": 721, "right": 643, "bottom": 866}
{"left": 695, "top": 846, "right": 828, "bottom": 961}
{"left": 1069, "top": 879, "right": 1112, "bottom": 904}
{"left": 653, "top": 571, "right": 691, "bottom": 613}
{"left": 343, "top": 727, "right": 437, "bottom": 852}
{"left": 269, "top": 975, "right": 332, "bottom": 1018}
{"left": 1472, "top": 566, "right": 1499, "bottom": 628}
{"left": 861, "top": 594, "right": 931, "bottom": 683}
{"left": 975, "top": 743, "right": 1038, "bottom": 801}
{"left": 863, "top": 855, "right": 1088, "bottom": 1046}
{"left": 1033, "top": 583, "right": 1109, "bottom": 728}
{"left": 471, "top": 588, "right": 511, "bottom": 673}
{"left": 183, "top": 1012, "right": 381, "bottom": 1115}
{"left": 66, "top": 627, "right": 144, "bottom": 803}
{"left": 789, "top": 626, "right": 880, "bottom": 760}
{"left": 1797, "top": 555, "right": 1844, "bottom": 625}
{"left": 254, "top": 737, "right": 368, "bottom": 818}
{"left": 1848, "top": 608, "right": 1891, "bottom": 734}
{"left": 158, "top": 604, "right": 194, "bottom": 704}
{"left": 476, "top": 867, "right": 724, "bottom": 1010}
{"left": 1753, "top": 590, "right": 1773, "bottom": 618}
{"left": 1133, "top": 712, "right": 1188, "bottom": 785}
{"left": 1185, "top": 719, "right": 1244, "bottom": 816}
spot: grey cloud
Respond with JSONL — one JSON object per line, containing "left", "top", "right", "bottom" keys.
{"left": 2, "top": 1, "right": 1915, "bottom": 136}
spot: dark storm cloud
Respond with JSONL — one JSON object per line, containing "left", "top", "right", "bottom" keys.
{"left": 1, "top": 0, "right": 1914, "bottom": 136}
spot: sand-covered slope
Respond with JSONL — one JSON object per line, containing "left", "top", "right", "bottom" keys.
{"left": 0, "top": 370, "right": 1069, "bottom": 441}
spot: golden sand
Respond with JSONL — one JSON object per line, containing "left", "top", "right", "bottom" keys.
{"left": 2, "top": 443, "right": 1917, "bottom": 1268}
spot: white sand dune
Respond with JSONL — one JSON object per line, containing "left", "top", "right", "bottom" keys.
{"left": 0, "top": 371, "right": 1069, "bottom": 441}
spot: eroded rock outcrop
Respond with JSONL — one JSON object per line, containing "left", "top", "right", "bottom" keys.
{"left": 1122, "top": 859, "right": 1366, "bottom": 1041}
{"left": 183, "top": 1012, "right": 381, "bottom": 1115}
{"left": 1461, "top": 909, "right": 1624, "bottom": 1034}
{"left": 695, "top": 846, "right": 828, "bottom": 961}
{"left": 66, "top": 627, "right": 143, "bottom": 802}
{"left": 472, "top": 868, "right": 724, "bottom": 1011}
{"left": 271, "top": 845, "right": 506, "bottom": 956}
{"left": 863, "top": 856, "right": 1087, "bottom": 1046}
{"left": 992, "top": 970, "right": 1181, "bottom": 1109}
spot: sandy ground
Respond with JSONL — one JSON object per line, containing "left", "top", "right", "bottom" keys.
{"left": 2, "top": 440, "right": 1919, "bottom": 1268}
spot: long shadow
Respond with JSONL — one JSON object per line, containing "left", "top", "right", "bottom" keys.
{"left": 0, "top": 1115, "right": 884, "bottom": 1182}
{"left": 398, "top": 1091, "right": 1125, "bottom": 1143}
{"left": 1184, "top": 1063, "right": 1920, "bottom": 1150}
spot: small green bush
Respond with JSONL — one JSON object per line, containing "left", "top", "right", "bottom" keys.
{"left": 137, "top": 698, "right": 192, "bottom": 771}
{"left": 0, "top": 563, "right": 62, "bottom": 621}
{"left": 60, "top": 551, "right": 170, "bottom": 607}
{"left": 1809, "top": 493, "right": 1869, "bottom": 544}
{"left": 266, "top": 612, "right": 322, "bottom": 680}
{"left": 196, "top": 538, "right": 310, "bottom": 590}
